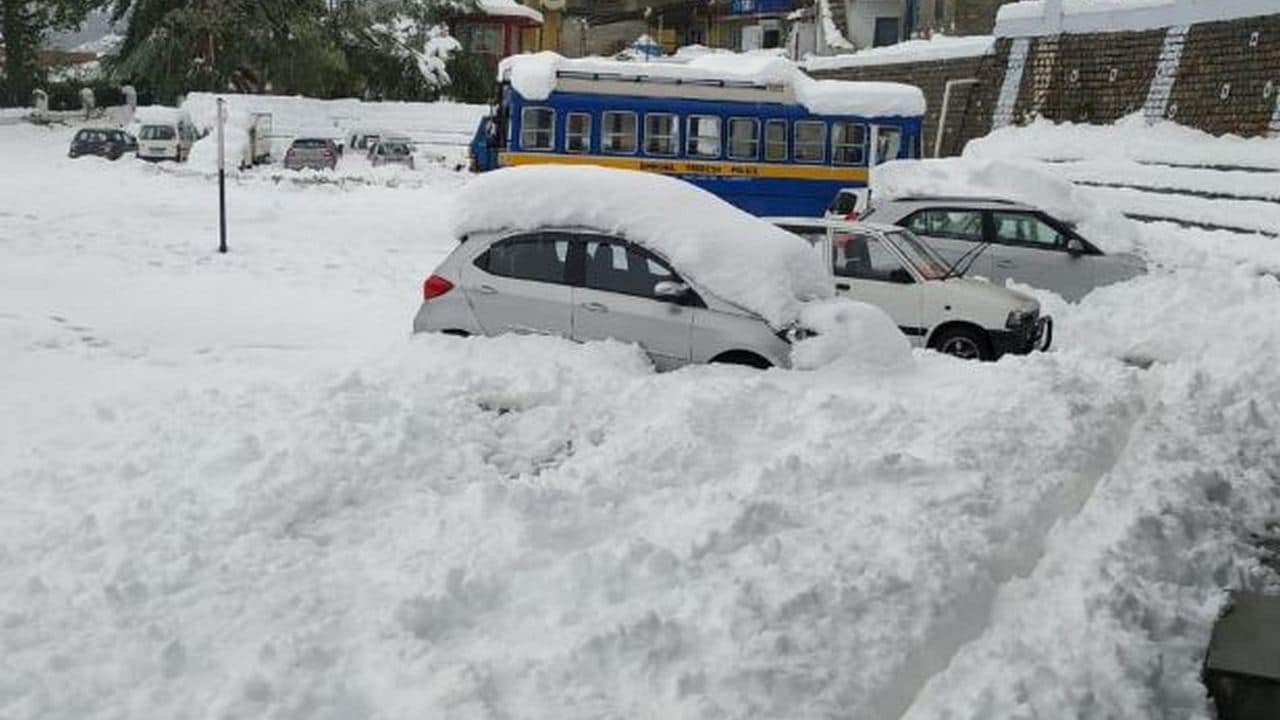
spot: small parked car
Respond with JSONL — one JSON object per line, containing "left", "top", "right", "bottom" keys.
{"left": 370, "top": 140, "right": 415, "bottom": 169}
{"left": 414, "top": 166, "right": 844, "bottom": 370}
{"left": 862, "top": 197, "right": 1146, "bottom": 302}
{"left": 136, "top": 118, "right": 198, "bottom": 162}
{"left": 68, "top": 128, "right": 135, "bottom": 160}
{"left": 773, "top": 218, "right": 1052, "bottom": 361}
{"left": 283, "top": 137, "right": 340, "bottom": 171}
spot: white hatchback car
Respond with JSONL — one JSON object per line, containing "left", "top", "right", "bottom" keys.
{"left": 414, "top": 165, "right": 850, "bottom": 370}
{"left": 773, "top": 218, "right": 1052, "bottom": 360}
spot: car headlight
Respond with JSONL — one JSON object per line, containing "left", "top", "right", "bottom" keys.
{"left": 778, "top": 325, "right": 818, "bottom": 344}
{"left": 1006, "top": 308, "right": 1038, "bottom": 329}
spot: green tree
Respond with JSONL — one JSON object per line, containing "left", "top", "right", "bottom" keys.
{"left": 1, "top": 0, "right": 106, "bottom": 106}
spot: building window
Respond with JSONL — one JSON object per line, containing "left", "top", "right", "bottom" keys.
{"left": 602, "top": 111, "right": 638, "bottom": 154}
{"left": 764, "top": 119, "right": 787, "bottom": 161}
{"left": 831, "top": 121, "right": 866, "bottom": 165}
{"left": 687, "top": 115, "right": 721, "bottom": 158}
{"left": 794, "top": 121, "right": 826, "bottom": 163}
{"left": 644, "top": 113, "right": 679, "bottom": 156}
{"left": 727, "top": 118, "right": 760, "bottom": 160}
{"left": 566, "top": 112, "right": 591, "bottom": 153}
{"left": 521, "top": 107, "right": 555, "bottom": 151}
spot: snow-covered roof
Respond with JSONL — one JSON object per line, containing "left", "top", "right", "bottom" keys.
{"left": 995, "top": 0, "right": 1280, "bottom": 37}
{"left": 452, "top": 165, "right": 834, "bottom": 327}
{"left": 133, "top": 105, "right": 191, "bottom": 126}
{"left": 500, "top": 52, "right": 926, "bottom": 118}
{"left": 477, "top": 0, "right": 543, "bottom": 24}
{"left": 803, "top": 35, "right": 995, "bottom": 71}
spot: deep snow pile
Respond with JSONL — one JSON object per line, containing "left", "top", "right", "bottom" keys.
{"left": 454, "top": 166, "right": 833, "bottom": 327}
{"left": 3, "top": 119, "right": 1280, "bottom": 720}
{"left": 966, "top": 114, "right": 1280, "bottom": 171}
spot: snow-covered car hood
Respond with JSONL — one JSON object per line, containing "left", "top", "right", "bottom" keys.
{"left": 935, "top": 276, "right": 1040, "bottom": 316}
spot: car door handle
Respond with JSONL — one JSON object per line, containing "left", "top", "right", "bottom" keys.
{"left": 835, "top": 282, "right": 851, "bottom": 291}
{"left": 474, "top": 284, "right": 498, "bottom": 295}
{"left": 994, "top": 260, "right": 1016, "bottom": 268}
{"left": 580, "top": 301, "right": 608, "bottom": 313}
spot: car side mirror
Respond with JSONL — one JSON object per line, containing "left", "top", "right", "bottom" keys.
{"left": 1066, "top": 238, "right": 1085, "bottom": 256}
{"left": 654, "top": 280, "right": 689, "bottom": 301}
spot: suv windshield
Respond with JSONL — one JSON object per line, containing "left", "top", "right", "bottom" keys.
{"left": 884, "top": 230, "right": 949, "bottom": 280}
{"left": 292, "top": 138, "right": 329, "bottom": 149}
{"left": 139, "top": 125, "right": 176, "bottom": 141}
{"left": 381, "top": 142, "right": 410, "bottom": 155}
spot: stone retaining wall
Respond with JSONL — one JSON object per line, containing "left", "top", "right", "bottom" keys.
{"left": 808, "top": 11, "right": 1280, "bottom": 156}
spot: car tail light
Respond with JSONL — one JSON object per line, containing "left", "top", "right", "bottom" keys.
{"left": 423, "top": 274, "right": 453, "bottom": 300}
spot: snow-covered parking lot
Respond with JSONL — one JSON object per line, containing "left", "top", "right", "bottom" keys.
{"left": 2, "top": 116, "right": 1279, "bottom": 719}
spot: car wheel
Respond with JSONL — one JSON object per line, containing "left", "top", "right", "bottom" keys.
{"left": 931, "top": 326, "right": 993, "bottom": 361}
{"left": 710, "top": 351, "right": 772, "bottom": 369}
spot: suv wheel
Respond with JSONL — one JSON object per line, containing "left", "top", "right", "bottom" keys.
{"left": 931, "top": 326, "right": 992, "bottom": 361}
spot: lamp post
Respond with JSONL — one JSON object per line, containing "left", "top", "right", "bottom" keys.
{"left": 216, "top": 97, "right": 227, "bottom": 254}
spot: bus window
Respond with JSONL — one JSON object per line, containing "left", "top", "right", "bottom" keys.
{"left": 687, "top": 115, "right": 721, "bottom": 158}
{"left": 728, "top": 118, "right": 760, "bottom": 160}
{"left": 875, "top": 126, "right": 902, "bottom": 164}
{"left": 764, "top": 119, "right": 787, "bottom": 162}
{"left": 794, "top": 121, "right": 826, "bottom": 164}
{"left": 602, "top": 111, "right": 637, "bottom": 154}
{"left": 644, "top": 113, "right": 679, "bottom": 156}
{"left": 566, "top": 112, "right": 591, "bottom": 153}
{"left": 832, "top": 122, "right": 866, "bottom": 165}
{"left": 521, "top": 107, "right": 555, "bottom": 151}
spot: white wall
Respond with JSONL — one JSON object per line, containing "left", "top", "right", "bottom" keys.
{"left": 845, "top": 0, "right": 905, "bottom": 49}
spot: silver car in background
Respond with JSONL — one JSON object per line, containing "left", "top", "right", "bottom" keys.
{"left": 413, "top": 227, "right": 800, "bottom": 370}
{"left": 283, "top": 137, "right": 340, "bottom": 171}
{"left": 863, "top": 197, "right": 1146, "bottom": 302}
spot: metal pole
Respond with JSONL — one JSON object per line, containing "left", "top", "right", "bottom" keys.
{"left": 934, "top": 78, "right": 979, "bottom": 158}
{"left": 216, "top": 97, "right": 227, "bottom": 253}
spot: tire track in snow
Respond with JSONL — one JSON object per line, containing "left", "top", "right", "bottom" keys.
{"left": 868, "top": 365, "right": 1147, "bottom": 720}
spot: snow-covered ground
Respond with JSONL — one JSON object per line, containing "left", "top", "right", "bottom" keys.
{"left": 2, "top": 116, "right": 1279, "bottom": 720}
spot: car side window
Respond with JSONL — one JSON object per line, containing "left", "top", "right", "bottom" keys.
{"left": 991, "top": 211, "right": 1066, "bottom": 249}
{"left": 476, "top": 234, "right": 570, "bottom": 284}
{"left": 904, "top": 209, "right": 985, "bottom": 242}
{"left": 833, "top": 233, "right": 914, "bottom": 284}
{"left": 582, "top": 239, "right": 681, "bottom": 300}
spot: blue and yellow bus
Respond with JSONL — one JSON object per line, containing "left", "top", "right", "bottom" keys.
{"left": 468, "top": 53, "right": 925, "bottom": 217}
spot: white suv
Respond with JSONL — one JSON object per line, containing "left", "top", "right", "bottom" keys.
{"left": 773, "top": 218, "right": 1052, "bottom": 360}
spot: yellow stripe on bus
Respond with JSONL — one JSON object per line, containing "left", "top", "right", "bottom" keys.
{"left": 498, "top": 152, "right": 870, "bottom": 182}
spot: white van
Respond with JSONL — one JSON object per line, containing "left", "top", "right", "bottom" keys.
{"left": 136, "top": 111, "right": 198, "bottom": 162}
{"left": 773, "top": 218, "right": 1052, "bottom": 360}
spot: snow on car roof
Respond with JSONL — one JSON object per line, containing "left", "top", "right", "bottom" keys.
{"left": 500, "top": 52, "right": 926, "bottom": 118}
{"left": 452, "top": 165, "right": 834, "bottom": 328}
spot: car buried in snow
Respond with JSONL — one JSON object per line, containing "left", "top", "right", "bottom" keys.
{"left": 862, "top": 196, "right": 1147, "bottom": 303}
{"left": 413, "top": 165, "right": 856, "bottom": 370}
{"left": 772, "top": 218, "right": 1052, "bottom": 361}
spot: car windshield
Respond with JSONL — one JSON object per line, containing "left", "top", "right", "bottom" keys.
{"left": 139, "top": 125, "right": 175, "bottom": 141}
{"left": 884, "top": 229, "right": 950, "bottom": 280}
{"left": 381, "top": 143, "right": 410, "bottom": 155}
{"left": 292, "top": 138, "right": 329, "bottom": 149}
